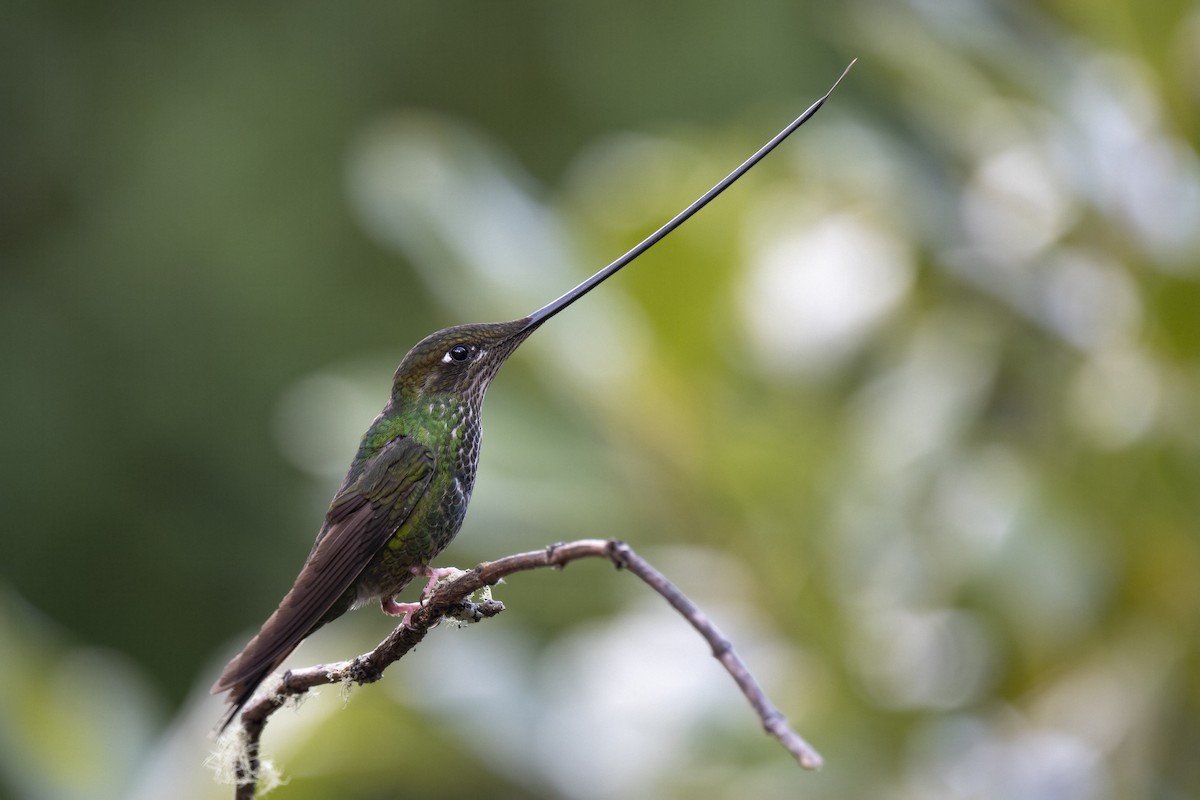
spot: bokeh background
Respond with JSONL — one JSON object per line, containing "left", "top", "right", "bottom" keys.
{"left": 2, "top": 1, "right": 1198, "bottom": 798}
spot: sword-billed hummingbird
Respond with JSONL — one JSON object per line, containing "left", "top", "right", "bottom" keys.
{"left": 212, "top": 62, "right": 853, "bottom": 730}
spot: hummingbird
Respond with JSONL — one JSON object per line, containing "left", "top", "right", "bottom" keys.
{"left": 212, "top": 62, "right": 853, "bottom": 731}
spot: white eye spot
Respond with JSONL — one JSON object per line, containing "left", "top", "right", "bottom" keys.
{"left": 441, "top": 352, "right": 453, "bottom": 364}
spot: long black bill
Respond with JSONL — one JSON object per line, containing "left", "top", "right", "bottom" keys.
{"left": 522, "top": 58, "right": 856, "bottom": 333}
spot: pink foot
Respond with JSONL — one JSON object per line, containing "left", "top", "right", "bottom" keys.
{"left": 411, "top": 564, "right": 461, "bottom": 598}
{"left": 380, "top": 596, "right": 421, "bottom": 628}
{"left": 380, "top": 566, "right": 461, "bottom": 628}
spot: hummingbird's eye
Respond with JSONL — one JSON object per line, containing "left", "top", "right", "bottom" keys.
{"left": 446, "top": 345, "right": 471, "bottom": 363}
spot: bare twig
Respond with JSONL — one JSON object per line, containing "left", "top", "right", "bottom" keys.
{"left": 225, "top": 538, "right": 821, "bottom": 798}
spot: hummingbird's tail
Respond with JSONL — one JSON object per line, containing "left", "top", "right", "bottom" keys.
{"left": 211, "top": 618, "right": 312, "bottom": 734}
{"left": 211, "top": 586, "right": 350, "bottom": 734}
{"left": 214, "top": 682, "right": 258, "bottom": 735}
{"left": 211, "top": 482, "right": 419, "bottom": 733}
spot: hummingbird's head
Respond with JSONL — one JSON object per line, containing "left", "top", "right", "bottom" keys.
{"left": 390, "top": 317, "right": 537, "bottom": 405}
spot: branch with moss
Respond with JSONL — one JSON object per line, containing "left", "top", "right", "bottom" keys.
{"left": 217, "top": 538, "right": 822, "bottom": 799}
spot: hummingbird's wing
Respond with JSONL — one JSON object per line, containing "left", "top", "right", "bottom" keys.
{"left": 211, "top": 435, "right": 435, "bottom": 728}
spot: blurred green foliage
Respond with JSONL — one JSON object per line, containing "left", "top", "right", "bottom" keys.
{"left": 2, "top": 1, "right": 1198, "bottom": 799}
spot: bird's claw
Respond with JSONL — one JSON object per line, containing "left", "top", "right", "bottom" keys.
{"left": 380, "top": 596, "right": 422, "bottom": 629}
{"left": 411, "top": 564, "right": 465, "bottom": 598}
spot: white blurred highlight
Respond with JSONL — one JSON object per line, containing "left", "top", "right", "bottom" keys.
{"left": 1068, "top": 347, "right": 1161, "bottom": 448}
{"left": 742, "top": 212, "right": 913, "bottom": 374}
{"left": 852, "top": 608, "right": 995, "bottom": 710}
